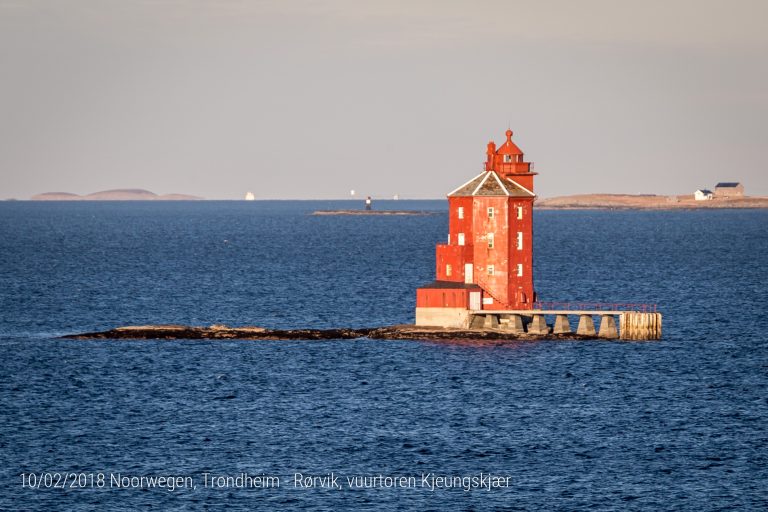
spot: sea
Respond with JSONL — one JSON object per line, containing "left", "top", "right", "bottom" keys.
{"left": 0, "top": 200, "right": 766, "bottom": 511}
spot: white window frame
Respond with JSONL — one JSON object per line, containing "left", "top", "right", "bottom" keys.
{"left": 487, "top": 207, "right": 494, "bottom": 219}
{"left": 517, "top": 206, "right": 523, "bottom": 219}
{"left": 517, "top": 231, "right": 523, "bottom": 250}
{"left": 487, "top": 265, "right": 495, "bottom": 276}
{"left": 457, "top": 206, "right": 464, "bottom": 219}
{"left": 446, "top": 264, "right": 452, "bottom": 277}
{"left": 487, "top": 232, "right": 494, "bottom": 248}
{"left": 458, "top": 233, "right": 465, "bottom": 246}
{"left": 517, "top": 263, "right": 523, "bottom": 277}
{"left": 503, "top": 154, "right": 512, "bottom": 163}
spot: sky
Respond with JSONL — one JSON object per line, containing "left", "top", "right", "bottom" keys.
{"left": 1, "top": 0, "right": 766, "bottom": 199}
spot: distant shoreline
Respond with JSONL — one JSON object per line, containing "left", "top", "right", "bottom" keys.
{"left": 535, "top": 194, "right": 768, "bottom": 210}
{"left": 29, "top": 188, "right": 202, "bottom": 201}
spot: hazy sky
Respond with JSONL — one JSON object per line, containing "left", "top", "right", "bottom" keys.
{"left": 1, "top": 0, "right": 766, "bottom": 199}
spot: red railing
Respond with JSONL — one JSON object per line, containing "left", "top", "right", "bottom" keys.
{"left": 533, "top": 301, "right": 657, "bottom": 313}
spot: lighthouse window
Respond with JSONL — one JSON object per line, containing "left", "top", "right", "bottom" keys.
{"left": 517, "top": 263, "right": 523, "bottom": 277}
{"left": 446, "top": 264, "right": 452, "bottom": 277}
{"left": 457, "top": 207, "right": 464, "bottom": 219}
{"left": 487, "top": 265, "right": 495, "bottom": 276}
{"left": 487, "top": 232, "right": 494, "bottom": 248}
{"left": 458, "top": 233, "right": 465, "bottom": 246}
{"left": 503, "top": 154, "right": 512, "bottom": 163}
{"left": 517, "top": 231, "right": 523, "bottom": 250}
{"left": 517, "top": 206, "right": 523, "bottom": 219}
{"left": 487, "top": 207, "right": 494, "bottom": 218}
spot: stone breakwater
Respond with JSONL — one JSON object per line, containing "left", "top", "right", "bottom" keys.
{"left": 62, "top": 324, "right": 597, "bottom": 342}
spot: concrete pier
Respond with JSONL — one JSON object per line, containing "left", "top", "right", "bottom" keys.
{"left": 474, "top": 309, "right": 662, "bottom": 340}
{"left": 463, "top": 308, "right": 661, "bottom": 340}
{"left": 553, "top": 314, "right": 572, "bottom": 334}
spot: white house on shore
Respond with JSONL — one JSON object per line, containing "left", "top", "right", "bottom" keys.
{"left": 694, "top": 189, "right": 713, "bottom": 201}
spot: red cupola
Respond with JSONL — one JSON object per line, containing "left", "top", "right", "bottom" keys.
{"left": 484, "top": 129, "right": 536, "bottom": 190}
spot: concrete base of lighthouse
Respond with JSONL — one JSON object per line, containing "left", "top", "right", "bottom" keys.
{"left": 415, "top": 307, "right": 470, "bottom": 328}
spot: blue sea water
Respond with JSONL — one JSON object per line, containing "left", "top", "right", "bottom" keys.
{"left": 0, "top": 200, "right": 766, "bottom": 511}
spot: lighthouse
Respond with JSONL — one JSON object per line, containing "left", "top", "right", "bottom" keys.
{"left": 415, "top": 129, "right": 537, "bottom": 328}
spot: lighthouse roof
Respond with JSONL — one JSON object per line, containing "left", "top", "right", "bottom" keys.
{"left": 495, "top": 129, "right": 523, "bottom": 155}
{"left": 448, "top": 170, "right": 535, "bottom": 197}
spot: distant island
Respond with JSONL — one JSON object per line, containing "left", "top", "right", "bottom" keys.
{"left": 312, "top": 210, "right": 439, "bottom": 216}
{"left": 30, "top": 189, "right": 203, "bottom": 201}
{"left": 536, "top": 194, "right": 768, "bottom": 209}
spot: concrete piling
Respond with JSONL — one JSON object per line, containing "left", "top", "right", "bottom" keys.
{"left": 466, "top": 309, "right": 662, "bottom": 340}
{"left": 576, "top": 315, "right": 596, "bottom": 336}
{"left": 483, "top": 314, "right": 499, "bottom": 329}
{"left": 503, "top": 314, "right": 524, "bottom": 333}
{"left": 527, "top": 314, "right": 549, "bottom": 335}
{"left": 598, "top": 315, "right": 618, "bottom": 339}
{"left": 553, "top": 314, "right": 571, "bottom": 334}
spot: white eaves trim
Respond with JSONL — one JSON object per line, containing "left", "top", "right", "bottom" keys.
{"left": 505, "top": 177, "right": 535, "bottom": 197}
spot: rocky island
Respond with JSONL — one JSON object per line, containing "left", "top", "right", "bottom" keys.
{"left": 63, "top": 324, "right": 595, "bottom": 343}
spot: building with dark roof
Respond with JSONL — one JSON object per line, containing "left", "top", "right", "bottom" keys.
{"left": 714, "top": 182, "right": 744, "bottom": 197}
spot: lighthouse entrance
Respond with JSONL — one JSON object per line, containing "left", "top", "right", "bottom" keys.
{"left": 469, "top": 291, "right": 481, "bottom": 311}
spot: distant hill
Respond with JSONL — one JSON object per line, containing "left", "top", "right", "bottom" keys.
{"left": 31, "top": 189, "right": 203, "bottom": 201}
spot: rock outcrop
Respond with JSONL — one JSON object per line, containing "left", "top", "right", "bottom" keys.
{"left": 63, "top": 324, "right": 593, "bottom": 342}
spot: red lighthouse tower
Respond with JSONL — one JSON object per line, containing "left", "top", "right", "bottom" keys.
{"left": 415, "top": 129, "right": 537, "bottom": 327}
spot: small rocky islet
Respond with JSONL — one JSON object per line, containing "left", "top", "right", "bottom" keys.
{"left": 63, "top": 324, "right": 595, "bottom": 343}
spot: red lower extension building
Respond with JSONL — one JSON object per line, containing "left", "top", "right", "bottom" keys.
{"left": 416, "top": 129, "right": 537, "bottom": 327}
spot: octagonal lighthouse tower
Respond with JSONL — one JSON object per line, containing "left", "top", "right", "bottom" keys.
{"left": 416, "top": 129, "right": 537, "bottom": 328}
